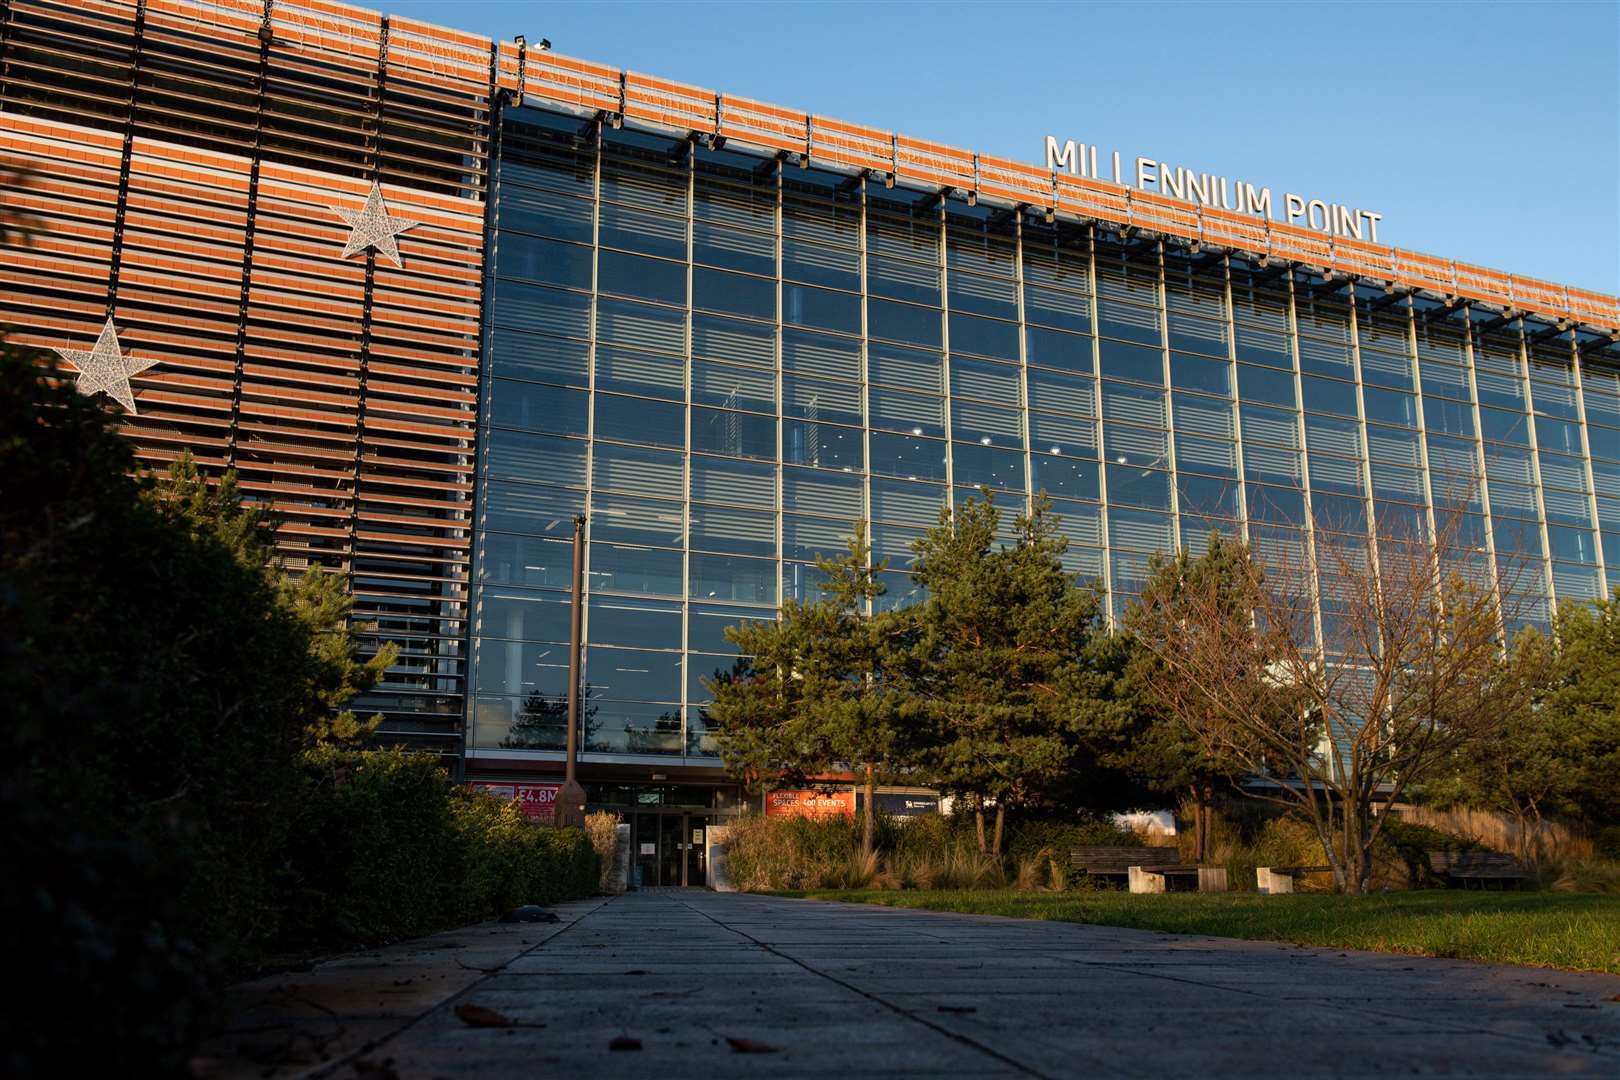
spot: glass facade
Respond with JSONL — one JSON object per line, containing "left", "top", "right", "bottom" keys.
{"left": 468, "top": 105, "right": 1618, "bottom": 765}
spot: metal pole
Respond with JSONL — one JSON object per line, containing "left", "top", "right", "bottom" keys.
{"left": 557, "top": 514, "right": 588, "bottom": 829}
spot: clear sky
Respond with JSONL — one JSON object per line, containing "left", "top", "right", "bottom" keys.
{"left": 393, "top": 0, "right": 1619, "bottom": 295}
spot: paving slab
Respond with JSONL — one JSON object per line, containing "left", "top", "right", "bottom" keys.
{"left": 197, "top": 889, "right": 1620, "bottom": 1079}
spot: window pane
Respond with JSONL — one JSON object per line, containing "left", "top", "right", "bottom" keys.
{"left": 949, "top": 312, "right": 1018, "bottom": 361}
{"left": 690, "top": 454, "right": 774, "bottom": 506}
{"left": 690, "top": 553, "right": 776, "bottom": 603}
{"left": 1107, "top": 464, "right": 1172, "bottom": 509}
{"left": 488, "top": 430, "right": 587, "bottom": 486}
{"left": 870, "top": 431, "right": 947, "bottom": 481}
{"left": 586, "top": 646, "right": 681, "bottom": 702}
{"left": 598, "top": 249, "right": 685, "bottom": 305}
{"left": 868, "top": 340, "right": 943, "bottom": 393}
{"left": 690, "top": 504, "right": 776, "bottom": 557}
{"left": 1026, "top": 325, "right": 1093, "bottom": 372}
{"left": 871, "top": 385, "right": 945, "bottom": 437}
{"left": 693, "top": 357, "right": 775, "bottom": 411}
{"left": 784, "top": 282, "right": 859, "bottom": 334}
{"left": 1171, "top": 352, "right": 1231, "bottom": 396}
{"left": 692, "top": 407, "right": 775, "bottom": 459}
{"left": 595, "top": 393, "right": 685, "bottom": 448}
{"left": 588, "top": 596, "right": 682, "bottom": 650}
{"left": 593, "top": 442, "right": 683, "bottom": 499}
{"left": 951, "top": 356, "right": 1021, "bottom": 403}
{"left": 1099, "top": 337, "right": 1163, "bottom": 384}
{"left": 491, "top": 381, "right": 587, "bottom": 434}
{"left": 597, "top": 347, "right": 684, "bottom": 400}
{"left": 696, "top": 268, "right": 776, "bottom": 320}
{"left": 785, "top": 421, "right": 863, "bottom": 471}
{"left": 1031, "top": 452, "right": 1100, "bottom": 501}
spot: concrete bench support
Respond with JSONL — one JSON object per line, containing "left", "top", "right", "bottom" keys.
{"left": 1256, "top": 867, "right": 1293, "bottom": 895}
{"left": 1128, "top": 866, "right": 1166, "bottom": 894}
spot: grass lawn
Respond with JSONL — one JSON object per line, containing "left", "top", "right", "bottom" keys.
{"left": 782, "top": 889, "right": 1620, "bottom": 975}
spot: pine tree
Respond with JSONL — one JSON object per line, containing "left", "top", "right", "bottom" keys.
{"left": 906, "top": 490, "right": 1117, "bottom": 857}
{"left": 705, "top": 524, "right": 913, "bottom": 855}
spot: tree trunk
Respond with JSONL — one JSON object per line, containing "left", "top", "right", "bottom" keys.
{"left": 974, "top": 798, "right": 987, "bottom": 855}
{"left": 991, "top": 803, "right": 1005, "bottom": 859}
{"left": 1188, "top": 785, "right": 1213, "bottom": 864}
{"left": 861, "top": 762, "right": 876, "bottom": 857}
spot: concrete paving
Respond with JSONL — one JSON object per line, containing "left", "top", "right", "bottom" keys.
{"left": 198, "top": 888, "right": 1620, "bottom": 1078}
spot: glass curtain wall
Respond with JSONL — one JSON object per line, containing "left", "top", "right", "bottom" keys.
{"left": 468, "top": 104, "right": 1610, "bottom": 762}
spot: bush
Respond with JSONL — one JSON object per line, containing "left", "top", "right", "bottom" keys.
{"left": 277, "top": 749, "right": 599, "bottom": 948}
{"left": 725, "top": 813, "right": 860, "bottom": 891}
{"left": 1374, "top": 820, "right": 1486, "bottom": 888}
{"left": 0, "top": 346, "right": 600, "bottom": 1072}
{"left": 585, "top": 811, "right": 624, "bottom": 892}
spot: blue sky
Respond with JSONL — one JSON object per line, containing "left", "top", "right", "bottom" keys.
{"left": 395, "top": 0, "right": 1618, "bottom": 294}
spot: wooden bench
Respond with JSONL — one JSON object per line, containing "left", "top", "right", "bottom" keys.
{"left": 1070, "top": 845, "right": 1178, "bottom": 879}
{"left": 1255, "top": 865, "right": 1332, "bottom": 894}
{"left": 1427, "top": 851, "right": 1528, "bottom": 888}
{"left": 1070, "top": 846, "right": 1228, "bottom": 893}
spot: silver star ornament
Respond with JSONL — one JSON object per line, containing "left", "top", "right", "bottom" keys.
{"left": 55, "top": 318, "right": 157, "bottom": 414}
{"left": 335, "top": 181, "right": 419, "bottom": 268}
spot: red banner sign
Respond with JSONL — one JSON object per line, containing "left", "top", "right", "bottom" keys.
{"left": 472, "top": 781, "right": 560, "bottom": 823}
{"left": 765, "top": 789, "right": 855, "bottom": 819}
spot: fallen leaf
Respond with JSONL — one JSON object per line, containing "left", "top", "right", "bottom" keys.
{"left": 609, "top": 1035, "right": 642, "bottom": 1051}
{"left": 936, "top": 1005, "right": 977, "bottom": 1014}
{"left": 623, "top": 969, "right": 649, "bottom": 975}
{"left": 454, "top": 1003, "right": 513, "bottom": 1029}
{"left": 726, "top": 1036, "right": 781, "bottom": 1054}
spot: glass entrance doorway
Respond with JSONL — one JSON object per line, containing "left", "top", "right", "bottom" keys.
{"left": 631, "top": 811, "right": 709, "bottom": 887}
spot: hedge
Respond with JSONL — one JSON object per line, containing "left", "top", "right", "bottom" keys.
{"left": 279, "top": 748, "right": 599, "bottom": 949}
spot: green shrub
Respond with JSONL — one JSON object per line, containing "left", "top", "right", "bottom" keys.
{"left": 278, "top": 749, "right": 598, "bottom": 948}
{"left": 1373, "top": 820, "right": 1486, "bottom": 888}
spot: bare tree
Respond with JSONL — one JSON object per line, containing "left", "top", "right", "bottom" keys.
{"left": 1127, "top": 496, "right": 1535, "bottom": 895}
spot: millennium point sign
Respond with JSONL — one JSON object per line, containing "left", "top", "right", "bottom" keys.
{"left": 1044, "top": 137, "right": 1384, "bottom": 243}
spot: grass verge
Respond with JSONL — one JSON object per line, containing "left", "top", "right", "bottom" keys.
{"left": 781, "top": 889, "right": 1620, "bottom": 975}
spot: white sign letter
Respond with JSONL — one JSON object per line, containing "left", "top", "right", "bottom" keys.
{"left": 1135, "top": 156, "right": 1156, "bottom": 190}
{"left": 1045, "top": 136, "right": 1078, "bottom": 174}
{"left": 1285, "top": 193, "right": 1306, "bottom": 224}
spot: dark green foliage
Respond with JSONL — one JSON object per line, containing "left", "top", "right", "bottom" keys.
{"left": 0, "top": 344, "right": 596, "bottom": 1074}
{"left": 2, "top": 339, "right": 283, "bottom": 1072}
{"left": 1540, "top": 591, "right": 1620, "bottom": 827}
{"left": 1375, "top": 821, "right": 1487, "bottom": 887}
{"left": 282, "top": 750, "right": 598, "bottom": 946}
{"left": 905, "top": 491, "right": 1126, "bottom": 855}
{"left": 1424, "top": 590, "right": 1620, "bottom": 842}
{"left": 707, "top": 526, "right": 913, "bottom": 854}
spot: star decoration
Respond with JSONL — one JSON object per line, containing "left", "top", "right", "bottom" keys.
{"left": 54, "top": 318, "right": 156, "bottom": 414}
{"left": 335, "top": 181, "right": 419, "bottom": 268}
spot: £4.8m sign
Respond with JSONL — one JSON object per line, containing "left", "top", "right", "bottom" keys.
{"left": 1044, "top": 137, "right": 1384, "bottom": 242}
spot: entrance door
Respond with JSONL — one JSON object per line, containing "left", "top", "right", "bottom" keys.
{"left": 658, "top": 814, "right": 684, "bottom": 886}
{"left": 632, "top": 812, "right": 659, "bottom": 887}
{"left": 629, "top": 810, "right": 716, "bottom": 887}
{"left": 686, "top": 815, "right": 708, "bottom": 887}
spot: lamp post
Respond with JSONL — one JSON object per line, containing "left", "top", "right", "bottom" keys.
{"left": 555, "top": 514, "right": 588, "bottom": 829}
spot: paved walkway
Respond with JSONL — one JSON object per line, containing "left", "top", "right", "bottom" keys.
{"left": 199, "top": 889, "right": 1620, "bottom": 1078}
